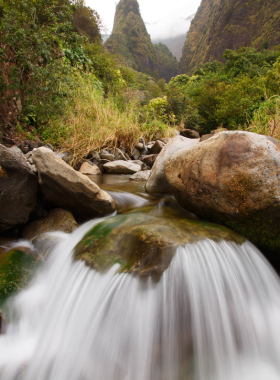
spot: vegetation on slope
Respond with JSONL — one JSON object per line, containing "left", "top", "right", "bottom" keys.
{"left": 179, "top": 0, "right": 280, "bottom": 74}
{"left": 154, "top": 43, "right": 178, "bottom": 82}
{"left": 0, "top": 0, "right": 176, "bottom": 161}
{"left": 159, "top": 48, "right": 280, "bottom": 136}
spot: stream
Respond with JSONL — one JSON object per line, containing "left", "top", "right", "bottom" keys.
{"left": 0, "top": 174, "right": 280, "bottom": 380}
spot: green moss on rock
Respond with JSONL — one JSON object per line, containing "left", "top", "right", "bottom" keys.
{"left": 74, "top": 212, "right": 244, "bottom": 280}
{"left": 0, "top": 249, "right": 39, "bottom": 306}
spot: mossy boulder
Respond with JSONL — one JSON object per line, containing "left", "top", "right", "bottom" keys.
{"left": 165, "top": 131, "right": 280, "bottom": 252}
{"left": 0, "top": 249, "right": 39, "bottom": 306}
{"left": 74, "top": 212, "right": 244, "bottom": 280}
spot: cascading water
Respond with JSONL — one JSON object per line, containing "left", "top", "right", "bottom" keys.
{"left": 0, "top": 177, "right": 280, "bottom": 380}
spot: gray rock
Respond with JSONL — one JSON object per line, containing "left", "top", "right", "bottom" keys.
{"left": 100, "top": 159, "right": 110, "bottom": 165}
{"left": 79, "top": 162, "right": 101, "bottom": 175}
{"left": 146, "top": 136, "right": 199, "bottom": 194}
{"left": 103, "top": 160, "right": 142, "bottom": 174}
{"left": 158, "top": 138, "right": 171, "bottom": 144}
{"left": 142, "top": 154, "right": 158, "bottom": 168}
{"left": 44, "top": 143, "right": 54, "bottom": 151}
{"left": 9, "top": 145, "right": 27, "bottom": 161}
{"left": 55, "top": 151, "right": 73, "bottom": 165}
{"left": 180, "top": 129, "right": 200, "bottom": 139}
{"left": 23, "top": 208, "right": 78, "bottom": 240}
{"left": 129, "top": 170, "right": 151, "bottom": 181}
{"left": 134, "top": 142, "right": 144, "bottom": 151}
{"left": 200, "top": 134, "right": 213, "bottom": 142}
{"left": 111, "top": 147, "right": 127, "bottom": 161}
{"left": 150, "top": 140, "right": 165, "bottom": 155}
{"left": 32, "top": 148, "right": 117, "bottom": 220}
{"left": 87, "top": 150, "right": 100, "bottom": 161}
{"left": 0, "top": 144, "right": 38, "bottom": 231}
{"left": 100, "top": 153, "right": 115, "bottom": 161}
{"left": 132, "top": 148, "right": 141, "bottom": 160}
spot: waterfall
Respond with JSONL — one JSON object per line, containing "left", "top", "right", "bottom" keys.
{"left": 0, "top": 221, "right": 280, "bottom": 380}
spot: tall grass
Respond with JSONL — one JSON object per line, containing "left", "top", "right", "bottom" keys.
{"left": 248, "top": 96, "right": 280, "bottom": 139}
{"left": 43, "top": 73, "right": 176, "bottom": 163}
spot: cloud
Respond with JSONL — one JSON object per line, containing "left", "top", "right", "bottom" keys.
{"left": 146, "top": 13, "right": 195, "bottom": 41}
{"left": 85, "top": 0, "right": 201, "bottom": 34}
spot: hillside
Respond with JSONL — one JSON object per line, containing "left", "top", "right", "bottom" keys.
{"left": 153, "top": 35, "right": 187, "bottom": 61}
{"left": 179, "top": 0, "right": 280, "bottom": 74}
{"left": 154, "top": 43, "right": 178, "bottom": 81}
{"left": 105, "top": 0, "right": 177, "bottom": 81}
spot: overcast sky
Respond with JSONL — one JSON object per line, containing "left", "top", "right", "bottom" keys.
{"left": 85, "top": 0, "right": 201, "bottom": 34}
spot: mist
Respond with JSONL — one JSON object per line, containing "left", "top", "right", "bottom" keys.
{"left": 146, "top": 13, "right": 194, "bottom": 41}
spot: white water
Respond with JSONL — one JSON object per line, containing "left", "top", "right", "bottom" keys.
{"left": 0, "top": 221, "right": 280, "bottom": 380}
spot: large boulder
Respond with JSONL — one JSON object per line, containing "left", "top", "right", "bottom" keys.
{"left": 74, "top": 213, "right": 244, "bottom": 281}
{"left": 23, "top": 208, "right": 78, "bottom": 240}
{"left": 146, "top": 136, "right": 199, "bottom": 194}
{"left": 165, "top": 131, "right": 280, "bottom": 252}
{"left": 0, "top": 145, "right": 38, "bottom": 231}
{"left": 32, "top": 148, "right": 117, "bottom": 220}
{"left": 103, "top": 160, "right": 142, "bottom": 174}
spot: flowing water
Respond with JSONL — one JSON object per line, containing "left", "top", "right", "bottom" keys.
{"left": 0, "top": 175, "right": 280, "bottom": 380}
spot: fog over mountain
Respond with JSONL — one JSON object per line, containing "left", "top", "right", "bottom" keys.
{"left": 145, "top": 13, "right": 194, "bottom": 41}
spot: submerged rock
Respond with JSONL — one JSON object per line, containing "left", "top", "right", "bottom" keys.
{"left": 165, "top": 131, "right": 280, "bottom": 252}
{"left": 103, "top": 160, "right": 142, "bottom": 174}
{"left": 74, "top": 213, "right": 244, "bottom": 280}
{"left": 0, "top": 144, "right": 38, "bottom": 231}
{"left": 146, "top": 136, "right": 199, "bottom": 194}
{"left": 32, "top": 148, "right": 117, "bottom": 220}
{"left": 23, "top": 208, "right": 78, "bottom": 240}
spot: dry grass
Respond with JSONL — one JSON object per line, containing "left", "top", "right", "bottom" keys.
{"left": 47, "top": 74, "right": 176, "bottom": 163}
{"left": 248, "top": 96, "right": 280, "bottom": 139}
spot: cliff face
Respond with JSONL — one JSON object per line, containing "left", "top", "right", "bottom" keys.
{"left": 179, "top": 0, "right": 280, "bottom": 74}
{"left": 105, "top": 0, "right": 177, "bottom": 81}
{"left": 154, "top": 43, "right": 178, "bottom": 82}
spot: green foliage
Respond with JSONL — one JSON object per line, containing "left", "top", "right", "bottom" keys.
{"left": 0, "top": 0, "right": 86, "bottom": 127}
{"left": 223, "top": 47, "right": 279, "bottom": 78}
{"left": 167, "top": 47, "right": 280, "bottom": 134}
{"left": 73, "top": 0, "right": 102, "bottom": 44}
{"left": 153, "top": 43, "right": 178, "bottom": 82}
{"left": 147, "top": 96, "right": 175, "bottom": 124}
{"left": 249, "top": 96, "right": 280, "bottom": 139}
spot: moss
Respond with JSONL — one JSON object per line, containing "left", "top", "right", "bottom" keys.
{"left": 0, "top": 249, "right": 39, "bottom": 306}
{"left": 74, "top": 212, "right": 245, "bottom": 280}
{"left": 226, "top": 215, "right": 280, "bottom": 252}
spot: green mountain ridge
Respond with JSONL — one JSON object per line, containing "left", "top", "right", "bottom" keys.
{"left": 179, "top": 0, "right": 280, "bottom": 74}
{"left": 153, "top": 35, "right": 187, "bottom": 61}
{"left": 105, "top": 0, "right": 178, "bottom": 81}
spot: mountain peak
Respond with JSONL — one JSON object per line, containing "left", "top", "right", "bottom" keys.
{"left": 105, "top": 0, "right": 178, "bottom": 81}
